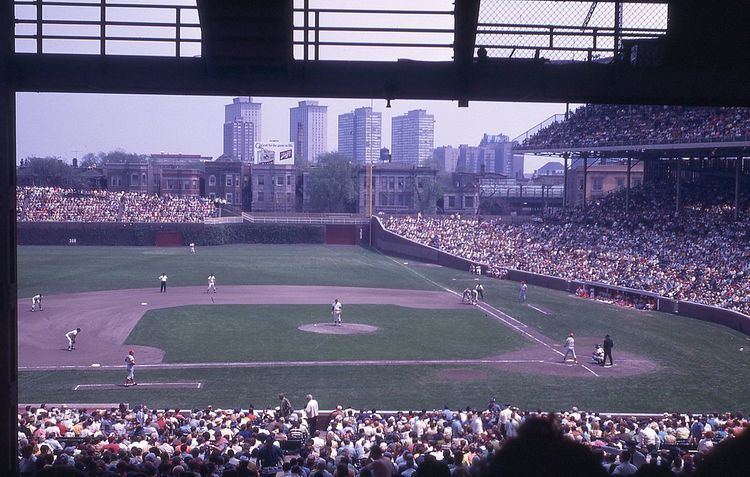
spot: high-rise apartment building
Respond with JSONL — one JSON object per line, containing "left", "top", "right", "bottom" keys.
{"left": 480, "top": 133, "right": 524, "bottom": 178}
{"left": 223, "top": 97, "right": 262, "bottom": 161}
{"left": 337, "top": 107, "right": 382, "bottom": 163}
{"left": 289, "top": 100, "right": 328, "bottom": 164}
{"left": 391, "top": 109, "right": 435, "bottom": 166}
{"left": 433, "top": 146, "right": 461, "bottom": 172}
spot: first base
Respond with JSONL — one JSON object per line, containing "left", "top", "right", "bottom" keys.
{"left": 141, "top": 302, "right": 148, "bottom": 306}
{"left": 91, "top": 363, "right": 101, "bottom": 367}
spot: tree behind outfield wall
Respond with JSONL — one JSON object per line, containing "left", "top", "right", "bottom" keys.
{"left": 80, "top": 150, "right": 146, "bottom": 168}
{"left": 306, "top": 152, "right": 359, "bottom": 213}
{"left": 17, "top": 156, "right": 84, "bottom": 188}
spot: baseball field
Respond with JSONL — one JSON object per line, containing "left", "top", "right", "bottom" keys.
{"left": 17, "top": 244, "right": 750, "bottom": 412}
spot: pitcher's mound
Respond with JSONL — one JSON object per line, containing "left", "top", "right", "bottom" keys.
{"left": 298, "top": 323, "right": 378, "bottom": 335}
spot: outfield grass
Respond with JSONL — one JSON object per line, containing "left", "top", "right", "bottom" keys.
{"left": 17, "top": 245, "right": 435, "bottom": 297}
{"left": 125, "top": 304, "right": 527, "bottom": 362}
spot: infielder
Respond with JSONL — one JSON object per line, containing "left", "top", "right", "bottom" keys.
{"left": 331, "top": 299, "right": 342, "bottom": 326}
{"left": 562, "top": 332, "right": 578, "bottom": 363}
{"left": 159, "top": 273, "right": 168, "bottom": 293}
{"left": 462, "top": 288, "right": 473, "bottom": 304}
{"left": 207, "top": 273, "right": 217, "bottom": 293}
{"left": 124, "top": 349, "right": 136, "bottom": 386}
{"left": 65, "top": 327, "right": 81, "bottom": 351}
{"left": 31, "top": 294, "right": 43, "bottom": 312}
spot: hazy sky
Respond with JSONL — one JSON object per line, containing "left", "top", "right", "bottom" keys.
{"left": 16, "top": 93, "right": 568, "bottom": 172}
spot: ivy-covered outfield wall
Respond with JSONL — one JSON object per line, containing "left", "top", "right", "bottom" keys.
{"left": 17, "top": 222, "right": 325, "bottom": 246}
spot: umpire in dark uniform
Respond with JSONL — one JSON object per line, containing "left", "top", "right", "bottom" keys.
{"left": 602, "top": 334, "right": 614, "bottom": 366}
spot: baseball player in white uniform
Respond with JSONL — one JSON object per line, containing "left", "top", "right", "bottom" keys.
{"left": 65, "top": 328, "right": 81, "bottom": 351}
{"left": 207, "top": 274, "right": 217, "bottom": 293}
{"left": 31, "top": 294, "right": 43, "bottom": 312}
{"left": 189, "top": 242, "right": 196, "bottom": 254}
{"left": 125, "top": 350, "right": 136, "bottom": 386}
{"left": 331, "top": 299, "right": 342, "bottom": 326}
{"left": 562, "top": 332, "right": 578, "bottom": 363}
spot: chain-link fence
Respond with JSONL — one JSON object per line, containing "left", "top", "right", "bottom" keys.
{"left": 477, "top": 0, "right": 668, "bottom": 62}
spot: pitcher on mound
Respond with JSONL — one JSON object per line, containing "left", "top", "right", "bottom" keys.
{"left": 331, "top": 299, "right": 342, "bottom": 326}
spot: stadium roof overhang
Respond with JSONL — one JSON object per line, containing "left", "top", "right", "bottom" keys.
{"left": 515, "top": 141, "right": 750, "bottom": 156}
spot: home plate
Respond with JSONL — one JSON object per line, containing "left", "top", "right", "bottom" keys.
{"left": 74, "top": 382, "right": 202, "bottom": 391}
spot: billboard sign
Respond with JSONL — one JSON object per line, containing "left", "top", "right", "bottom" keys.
{"left": 254, "top": 141, "right": 295, "bottom": 165}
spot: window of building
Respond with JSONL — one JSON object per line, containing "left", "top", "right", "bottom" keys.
{"left": 142, "top": 173, "right": 147, "bottom": 185}
{"left": 184, "top": 180, "right": 190, "bottom": 190}
{"left": 465, "top": 196, "right": 475, "bottom": 208}
{"left": 167, "top": 179, "right": 174, "bottom": 189}
{"left": 226, "top": 175, "right": 233, "bottom": 186}
{"left": 278, "top": 176, "right": 285, "bottom": 187}
{"left": 226, "top": 193, "right": 233, "bottom": 203}
{"left": 592, "top": 177, "right": 603, "bottom": 191}
{"left": 287, "top": 176, "right": 292, "bottom": 186}
{"left": 235, "top": 174, "right": 240, "bottom": 186}
{"left": 388, "top": 177, "right": 395, "bottom": 190}
{"left": 131, "top": 173, "right": 139, "bottom": 185}
{"left": 257, "top": 176, "right": 265, "bottom": 186}
{"left": 257, "top": 192, "right": 265, "bottom": 202}
{"left": 209, "top": 175, "right": 216, "bottom": 186}
{"left": 448, "top": 196, "right": 455, "bottom": 208}
{"left": 397, "top": 177, "right": 405, "bottom": 190}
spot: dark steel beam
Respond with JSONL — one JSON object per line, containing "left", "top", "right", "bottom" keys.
{"left": 9, "top": 55, "right": 750, "bottom": 107}
{"left": 1, "top": 0, "right": 18, "bottom": 475}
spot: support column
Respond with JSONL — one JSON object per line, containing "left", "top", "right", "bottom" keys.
{"left": 563, "top": 153, "right": 569, "bottom": 211}
{"left": 736, "top": 155, "right": 742, "bottom": 221}
{"left": 675, "top": 159, "right": 681, "bottom": 214}
{"left": 626, "top": 156, "right": 631, "bottom": 215}
{"left": 0, "top": 0, "right": 18, "bottom": 471}
{"left": 582, "top": 155, "right": 588, "bottom": 211}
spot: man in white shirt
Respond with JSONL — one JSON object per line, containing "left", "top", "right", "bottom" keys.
{"left": 65, "top": 328, "right": 81, "bottom": 351}
{"left": 159, "top": 273, "right": 168, "bottom": 293}
{"left": 207, "top": 274, "right": 217, "bottom": 294}
{"left": 305, "top": 394, "right": 320, "bottom": 436}
{"left": 189, "top": 242, "right": 196, "bottom": 254}
{"left": 331, "top": 299, "right": 342, "bottom": 326}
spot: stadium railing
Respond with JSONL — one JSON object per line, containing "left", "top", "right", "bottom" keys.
{"left": 242, "top": 212, "right": 369, "bottom": 225}
{"left": 372, "top": 216, "right": 750, "bottom": 336}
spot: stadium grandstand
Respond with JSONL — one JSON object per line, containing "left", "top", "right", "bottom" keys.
{"left": 388, "top": 103, "right": 750, "bottom": 317}
{"left": 16, "top": 188, "right": 216, "bottom": 224}
{"left": 16, "top": 403, "right": 750, "bottom": 477}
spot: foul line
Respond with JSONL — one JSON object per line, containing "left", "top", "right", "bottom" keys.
{"left": 528, "top": 304, "right": 549, "bottom": 315}
{"left": 379, "top": 253, "right": 600, "bottom": 378}
{"left": 74, "top": 382, "right": 202, "bottom": 390}
{"left": 24, "top": 359, "right": 551, "bottom": 372}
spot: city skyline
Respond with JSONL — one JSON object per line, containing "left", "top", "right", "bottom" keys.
{"left": 15, "top": 93, "right": 570, "bottom": 172}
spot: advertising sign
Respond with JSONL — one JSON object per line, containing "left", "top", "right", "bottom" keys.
{"left": 254, "top": 141, "right": 295, "bottom": 165}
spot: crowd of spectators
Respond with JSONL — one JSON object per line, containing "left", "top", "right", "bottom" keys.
{"left": 17, "top": 399, "right": 749, "bottom": 477}
{"left": 16, "top": 187, "right": 216, "bottom": 224}
{"left": 521, "top": 105, "right": 750, "bottom": 149}
{"left": 386, "top": 179, "right": 750, "bottom": 316}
